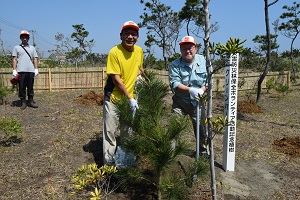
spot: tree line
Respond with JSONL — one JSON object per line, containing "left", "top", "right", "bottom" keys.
{"left": 0, "top": 0, "right": 299, "bottom": 77}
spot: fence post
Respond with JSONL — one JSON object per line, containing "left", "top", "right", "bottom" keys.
{"left": 48, "top": 68, "right": 52, "bottom": 91}
{"left": 287, "top": 71, "right": 290, "bottom": 88}
{"left": 102, "top": 68, "right": 105, "bottom": 89}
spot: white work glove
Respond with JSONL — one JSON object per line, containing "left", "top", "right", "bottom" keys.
{"left": 189, "top": 87, "right": 204, "bottom": 98}
{"left": 136, "top": 75, "right": 144, "bottom": 86}
{"left": 128, "top": 98, "right": 139, "bottom": 111}
{"left": 34, "top": 69, "right": 39, "bottom": 77}
{"left": 12, "top": 70, "right": 18, "bottom": 77}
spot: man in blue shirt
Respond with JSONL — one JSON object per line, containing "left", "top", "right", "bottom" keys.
{"left": 169, "top": 35, "right": 211, "bottom": 156}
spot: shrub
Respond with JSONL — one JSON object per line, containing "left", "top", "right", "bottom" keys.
{"left": 0, "top": 79, "right": 14, "bottom": 105}
{"left": 0, "top": 117, "right": 23, "bottom": 146}
{"left": 70, "top": 164, "right": 119, "bottom": 199}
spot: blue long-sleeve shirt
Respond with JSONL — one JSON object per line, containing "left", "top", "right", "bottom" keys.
{"left": 169, "top": 54, "right": 212, "bottom": 106}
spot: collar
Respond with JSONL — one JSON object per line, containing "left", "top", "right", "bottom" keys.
{"left": 180, "top": 57, "right": 199, "bottom": 69}
{"left": 20, "top": 43, "right": 30, "bottom": 47}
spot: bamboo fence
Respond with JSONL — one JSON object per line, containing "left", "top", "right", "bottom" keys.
{"left": 0, "top": 67, "right": 290, "bottom": 92}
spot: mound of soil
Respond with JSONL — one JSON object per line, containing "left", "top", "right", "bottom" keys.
{"left": 237, "top": 99, "right": 263, "bottom": 113}
{"left": 272, "top": 137, "right": 300, "bottom": 157}
{"left": 75, "top": 90, "right": 104, "bottom": 106}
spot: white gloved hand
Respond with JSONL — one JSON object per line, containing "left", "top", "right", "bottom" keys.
{"left": 34, "top": 69, "right": 39, "bottom": 77}
{"left": 189, "top": 87, "right": 204, "bottom": 98}
{"left": 128, "top": 98, "right": 139, "bottom": 111}
{"left": 136, "top": 75, "right": 144, "bottom": 86}
{"left": 12, "top": 70, "right": 18, "bottom": 77}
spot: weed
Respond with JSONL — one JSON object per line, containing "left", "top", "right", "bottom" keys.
{"left": 266, "top": 77, "right": 275, "bottom": 93}
{"left": 0, "top": 116, "right": 23, "bottom": 146}
{"left": 238, "top": 77, "right": 246, "bottom": 89}
{"left": 160, "top": 175, "right": 189, "bottom": 200}
{"left": 70, "top": 163, "right": 119, "bottom": 200}
{"left": 0, "top": 82, "right": 14, "bottom": 105}
{"left": 266, "top": 77, "right": 290, "bottom": 94}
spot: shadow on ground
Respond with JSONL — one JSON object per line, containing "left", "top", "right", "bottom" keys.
{"left": 83, "top": 138, "right": 104, "bottom": 167}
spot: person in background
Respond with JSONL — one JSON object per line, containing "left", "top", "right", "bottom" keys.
{"left": 169, "top": 35, "right": 212, "bottom": 156}
{"left": 102, "top": 21, "right": 143, "bottom": 166}
{"left": 12, "top": 30, "right": 39, "bottom": 110}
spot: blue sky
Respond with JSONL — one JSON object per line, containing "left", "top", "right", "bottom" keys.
{"left": 0, "top": 0, "right": 297, "bottom": 59}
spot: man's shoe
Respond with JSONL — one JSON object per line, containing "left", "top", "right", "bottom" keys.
{"left": 28, "top": 98, "right": 38, "bottom": 108}
{"left": 105, "top": 161, "right": 116, "bottom": 167}
{"left": 20, "top": 99, "right": 27, "bottom": 110}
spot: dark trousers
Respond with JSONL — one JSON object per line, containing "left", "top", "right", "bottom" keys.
{"left": 171, "top": 95, "right": 207, "bottom": 151}
{"left": 18, "top": 72, "right": 35, "bottom": 99}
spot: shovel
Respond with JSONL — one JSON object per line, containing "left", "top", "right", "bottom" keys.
{"left": 193, "top": 99, "right": 201, "bottom": 182}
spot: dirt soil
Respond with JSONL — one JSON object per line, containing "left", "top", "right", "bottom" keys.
{"left": 0, "top": 84, "right": 300, "bottom": 199}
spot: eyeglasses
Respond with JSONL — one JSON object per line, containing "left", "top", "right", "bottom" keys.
{"left": 181, "top": 46, "right": 195, "bottom": 52}
{"left": 20, "top": 35, "right": 29, "bottom": 39}
{"left": 122, "top": 32, "right": 138, "bottom": 37}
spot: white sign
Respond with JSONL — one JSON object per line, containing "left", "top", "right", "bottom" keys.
{"left": 222, "top": 53, "right": 239, "bottom": 171}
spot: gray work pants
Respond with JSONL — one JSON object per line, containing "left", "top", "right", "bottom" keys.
{"left": 102, "top": 100, "right": 128, "bottom": 165}
{"left": 171, "top": 95, "right": 208, "bottom": 153}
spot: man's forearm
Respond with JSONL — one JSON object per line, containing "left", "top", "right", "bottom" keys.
{"left": 176, "top": 83, "right": 190, "bottom": 94}
{"left": 34, "top": 58, "right": 38, "bottom": 69}
{"left": 111, "top": 74, "right": 132, "bottom": 99}
{"left": 12, "top": 58, "right": 17, "bottom": 70}
{"left": 116, "top": 82, "right": 131, "bottom": 99}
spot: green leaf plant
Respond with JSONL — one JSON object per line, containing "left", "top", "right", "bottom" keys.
{"left": 215, "top": 37, "right": 246, "bottom": 56}
{"left": 70, "top": 163, "right": 118, "bottom": 200}
{"left": 0, "top": 116, "right": 23, "bottom": 146}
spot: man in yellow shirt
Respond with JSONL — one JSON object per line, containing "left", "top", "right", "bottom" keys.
{"left": 103, "top": 21, "right": 143, "bottom": 166}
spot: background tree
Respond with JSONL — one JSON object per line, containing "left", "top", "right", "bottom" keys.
{"left": 179, "top": 0, "right": 218, "bottom": 54}
{"left": 179, "top": 0, "right": 204, "bottom": 36}
{"left": 55, "top": 32, "right": 73, "bottom": 52}
{"left": 52, "top": 32, "right": 74, "bottom": 66}
{"left": 50, "top": 25, "right": 95, "bottom": 67}
{"left": 256, "top": 0, "right": 279, "bottom": 103}
{"left": 139, "top": 0, "right": 182, "bottom": 70}
{"left": 252, "top": 34, "right": 279, "bottom": 54}
{"left": 0, "top": 55, "right": 12, "bottom": 68}
{"left": 66, "top": 47, "right": 85, "bottom": 68}
{"left": 143, "top": 51, "right": 157, "bottom": 69}
{"left": 84, "top": 53, "right": 107, "bottom": 67}
{"left": 271, "top": 19, "right": 280, "bottom": 70}
{"left": 278, "top": 1, "right": 300, "bottom": 80}
{"left": 239, "top": 47, "right": 261, "bottom": 70}
{"left": 252, "top": 34, "right": 279, "bottom": 71}
{"left": 70, "top": 24, "right": 95, "bottom": 67}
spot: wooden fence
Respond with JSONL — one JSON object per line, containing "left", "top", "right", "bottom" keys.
{"left": 0, "top": 67, "right": 290, "bottom": 92}
{"left": 0, "top": 67, "right": 106, "bottom": 91}
{"left": 148, "top": 70, "right": 290, "bottom": 92}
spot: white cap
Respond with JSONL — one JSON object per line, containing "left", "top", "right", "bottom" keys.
{"left": 20, "top": 30, "right": 30, "bottom": 37}
{"left": 121, "top": 21, "right": 139, "bottom": 31}
{"left": 179, "top": 36, "right": 196, "bottom": 45}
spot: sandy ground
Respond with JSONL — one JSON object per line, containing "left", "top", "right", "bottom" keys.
{"left": 0, "top": 83, "right": 299, "bottom": 199}
{"left": 213, "top": 87, "right": 300, "bottom": 199}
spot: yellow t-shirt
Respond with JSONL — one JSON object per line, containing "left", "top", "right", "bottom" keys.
{"left": 105, "top": 44, "right": 143, "bottom": 103}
